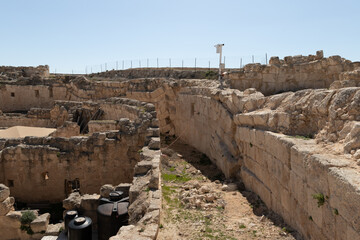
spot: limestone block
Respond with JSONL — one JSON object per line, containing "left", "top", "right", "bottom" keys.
{"left": 63, "top": 192, "right": 81, "bottom": 210}
{"left": 0, "top": 197, "right": 15, "bottom": 216}
{"left": 135, "top": 160, "right": 153, "bottom": 175}
{"left": 306, "top": 154, "right": 349, "bottom": 196}
{"left": 264, "top": 132, "right": 293, "bottom": 168}
{"left": 100, "top": 184, "right": 115, "bottom": 198}
{"left": 254, "top": 146, "right": 269, "bottom": 169}
{"left": 335, "top": 215, "right": 347, "bottom": 240}
{"left": 140, "top": 223, "right": 159, "bottom": 239}
{"left": 328, "top": 167, "right": 360, "bottom": 232}
{"left": 80, "top": 194, "right": 100, "bottom": 211}
{"left": 290, "top": 199, "right": 310, "bottom": 237}
{"left": 321, "top": 205, "right": 336, "bottom": 240}
{"left": 267, "top": 155, "right": 290, "bottom": 189}
{"left": 115, "top": 183, "right": 131, "bottom": 198}
{"left": 289, "top": 172, "right": 308, "bottom": 208}
{"left": 45, "top": 223, "right": 64, "bottom": 236}
{"left": 234, "top": 126, "right": 250, "bottom": 145}
{"left": 290, "top": 143, "right": 316, "bottom": 178}
{"left": 307, "top": 187, "right": 323, "bottom": 229}
{"left": 0, "top": 184, "right": 10, "bottom": 202}
{"left": 148, "top": 137, "right": 160, "bottom": 150}
{"left": 148, "top": 168, "right": 160, "bottom": 190}
{"left": 30, "top": 213, "right": 50, "bottom": 233}
{"left": 254, "top": 129, "right": 266, "bottom": 150}
{"left": 148, "top": 198, "right": 161, "bottom": 211}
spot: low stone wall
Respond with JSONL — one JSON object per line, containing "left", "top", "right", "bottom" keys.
{"left": 228, "top": 51, "right": 360, "bottom": 95}
{"left": 0, "top": 65, "right": 49, "bottom": 79}
{"left": 235, "top": 127, "right": 360, "bottom": 239}
{"left": 110, "top": 143, "right": 161, "bottom": 240}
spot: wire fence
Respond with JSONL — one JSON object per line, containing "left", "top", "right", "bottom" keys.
{"left": 51, "top": 54, "right": 270, "bottom": 74}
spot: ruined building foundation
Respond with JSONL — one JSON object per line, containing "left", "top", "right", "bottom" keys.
{"left": 0, "top": 51, "right": 360, "bottom": 239}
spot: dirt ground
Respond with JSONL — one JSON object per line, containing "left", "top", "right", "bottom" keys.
{"left": 157, "top": 137, "right": 302, "bottom": 240}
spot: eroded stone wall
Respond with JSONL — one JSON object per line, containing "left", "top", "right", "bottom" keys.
{"left": 228, "top": 51, "right": 360, "bottom": 95}
{"left": 0, "top": 97, "right": 158, "bottom": 203}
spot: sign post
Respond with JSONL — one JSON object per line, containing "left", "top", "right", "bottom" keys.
{"left": 214, "top": 44, "right": 225, "bottom": 88}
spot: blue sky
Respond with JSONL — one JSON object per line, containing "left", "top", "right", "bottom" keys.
{"left": 1, "top": 0, "right": 359, "bottom": 73}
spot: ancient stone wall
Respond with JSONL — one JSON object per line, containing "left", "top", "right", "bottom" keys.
{"left": 120, "top": 80, "right": 360, "bottom": 239}
{"left": 0, "top": 65, "right": 49, "bottom": 79}
{"left": 0, "top": 98, "right": 158, "bottom": 203}
{"left": 228, "top": 51, "right": 360, "bottom": 95}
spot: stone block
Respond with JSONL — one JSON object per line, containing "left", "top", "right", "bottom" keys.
{"left": 254, "top": 129, "right": 266, "bottom": 150}
{"left": 328, "top": 167, "right": 360, "bottom": 232}
{"left": 289, "top": 171, "right": 307, "bottom": 208}
{"left": 335, "top": 215, "right": 347, "bottom": 240}
{"left": 100, "top": 184, "right": 114, "bottom": 198}
{"left": 234, "top": 114, "right": 253, "bottom": 126}
{"left": 135, "top": 160, "right": 153, "bottom": 175}
{"left": 45, "top": 223, "right": 64, "bottom": 236}
{"left": 290, "top": 143, "right": 316, "bottom": 178}
{"left": 254, "top": 148, "right": 269, "bottom": 169}
{"left": 235, "top": 127, "right": 251, "bottom": 144}
{"left": 0, "top": 197, "right": 14, "bottom": 216}
{"left": 0, "top": 184, "right": 10, "bottom": 202}
{"left": 148, "top": 137, "right": 160, "bottom": 150}
{"left": 63, "top": 192, "right": 81, "bottom": 210}
{"left": 80, "top": 194, "right": 99, "bottom": 211}
{"left": 148, "top": 168, "right": 160, "bottom": 190}
{"left": 30, "top": 213, "right": 50, "bottom": 233}
{"left": 115, "top": 183, "right": 131, "bottom": 198}
{"left": 307, "top": 187, "right": 323, "bottom": 229}
{"left": 264, "top": 132, "right": 293, "bottom": 168}
{"left": 307, "top": 154, "right": 349, "bottom": 197}
{"left": 321, "top": 204, "right": 336, "bottom": 239}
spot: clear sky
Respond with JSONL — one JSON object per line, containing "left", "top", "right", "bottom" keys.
{"left": 1, "top": 0, "right": 359, "bottom": 73}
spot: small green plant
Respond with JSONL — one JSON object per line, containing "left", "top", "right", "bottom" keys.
{"left": 334, "top": 208, "right": 339, "bottom": 215}
{"left": 56, "top": 152, "right": 61, "bottom": 157}
{"left": 139, "top": 227, "right": 145, "bottom": 232}
{"left": 239, "top": 224, "right": 246, "bottom": 229}
{"left": 309, "top": 216, "right": 313, "bottom": 221}
{"left": 169, "top": 166, "right": 176, "bottom": 172}
{"left": 59, "top": 227, "right": 64, "bottom": 233}
{"left": 252, "top": 230, "right": 257, "bottom": 237}
{"left": 20, "top": 225, "right": 34, "bottom": 235}
{"left": 249, "top": 142, "right": 253, "bottom": 148}
{"left": 312, "top": 193, "right": 325, "bottom": 207}
{"left": 20, "top": 211, "right": 36, "bottom": 225}
{"left": 159, "top": 224, "right": 164, "bottom": 229}
{"left": 137, "top": 149, "right": 143, "bottom": 153}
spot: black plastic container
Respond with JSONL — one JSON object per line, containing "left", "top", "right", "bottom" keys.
{"left": 68, "top": 216, "right": 92, "bottom": 240}
{"left": 64, "top": 210, "right": 78, "bottom": 233}
{"left": 97, "top": 202, "right": 129, "bottom": 240}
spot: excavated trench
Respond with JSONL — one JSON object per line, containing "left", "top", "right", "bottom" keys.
{"left": 157, "top": 136, "right": 302, "bottom": 240}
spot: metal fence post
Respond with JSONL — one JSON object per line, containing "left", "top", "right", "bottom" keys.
{"left": 195, "top": 58, "right": 197, "bottom": 72}
{"left": 157, "top": 58, "right": 159, "bottom": 68}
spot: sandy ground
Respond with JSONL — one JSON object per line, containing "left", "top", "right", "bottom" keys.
{"left": 157, "top": 138, "right": 302, "bottom": 240}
